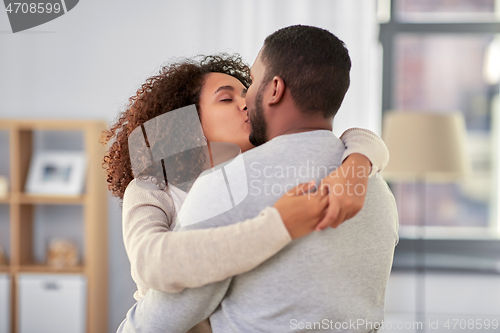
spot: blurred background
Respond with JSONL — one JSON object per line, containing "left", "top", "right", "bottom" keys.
{"left": 0, "top": 0, "right": 499, "bottom": 332}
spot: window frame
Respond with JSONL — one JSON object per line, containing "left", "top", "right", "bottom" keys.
{"left": 380, "top": 0, "right": 500, "bottom": 113}
{"left": 379, "top": 0, "right": 500, "bottom": 271}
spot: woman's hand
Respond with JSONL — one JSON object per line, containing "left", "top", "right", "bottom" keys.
{"left": 273, "top": 181, "right": 329, "bottom": 240}
{"left": 315, "top": 153, "right": 371, "bottom": 231}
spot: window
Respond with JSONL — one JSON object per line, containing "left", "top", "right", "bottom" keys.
{"left": 396, "top": 0, "right": 500, "bottom": 22}
{"left": 379, "top": 0, "right": 500, "bottom": 238}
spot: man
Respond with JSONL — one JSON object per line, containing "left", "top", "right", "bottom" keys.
{"left": 119, "top": 25, "right": 398, "bottom": 333}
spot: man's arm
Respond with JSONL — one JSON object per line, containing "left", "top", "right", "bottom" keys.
{"left": 118, "top": 278, "right": 231, "bottom": 333}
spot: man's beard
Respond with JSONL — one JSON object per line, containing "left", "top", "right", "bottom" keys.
{"left": 248, "top": 87, "right": 268, "bottom": 147}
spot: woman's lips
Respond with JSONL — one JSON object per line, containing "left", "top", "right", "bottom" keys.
{"left": 243, "top": 118, "right": 251, "bottom": 131}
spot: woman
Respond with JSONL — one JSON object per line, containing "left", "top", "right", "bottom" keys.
{"left": 103, "top": 54, "right": 388, "bottom": 332}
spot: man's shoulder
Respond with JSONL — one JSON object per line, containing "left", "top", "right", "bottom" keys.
{"left": 364, "top": 175, "right": 397, "bottom": 211}
{"left": 176, "top": 131, "right": 345, "bottom": 231}
{"left": 358, "top": 174, "right": 399, "bottom": 241}
{"left": 245, "top": 130, "right": 342, "bottom": 154}
{"left": 176, "top": 155, "right": 248, "bottom": 230}
{"left": 241, "top": 130, "right": 344, "bottom": 168}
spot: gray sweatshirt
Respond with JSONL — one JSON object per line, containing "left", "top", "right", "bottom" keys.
{"left": 118, "top": 130, "right": 399, "bottom": 333}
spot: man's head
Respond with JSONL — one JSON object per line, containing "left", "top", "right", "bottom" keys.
{"left": 246, "top": 25, "right": 351, "bottom": 146}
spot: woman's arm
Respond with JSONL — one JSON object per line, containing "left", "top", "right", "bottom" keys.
{"left": 340, "top": 127, "right": 389, "bottom": 176}
{"left": 123, "top": 180, "right": 326, "bottom": 297}
{"left": 315, "top": 127, "right": 389, "bottom": 230}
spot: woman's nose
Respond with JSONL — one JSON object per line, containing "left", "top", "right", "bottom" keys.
{"left": 239, "top": 98, "right": 247, "bottom": 112}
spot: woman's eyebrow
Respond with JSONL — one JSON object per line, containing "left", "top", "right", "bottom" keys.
{"left": 241, "top": 88, "right": 248, "bottom": 97}
{"left": 213, "top": 85, "right": 234, "bottom": 95}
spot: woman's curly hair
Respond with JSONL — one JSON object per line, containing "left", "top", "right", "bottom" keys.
{"left": 100, "top": 54, "right": 251, "bottom": 200}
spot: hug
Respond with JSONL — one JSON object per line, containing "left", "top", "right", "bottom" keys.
{"left": 101, "top": 25, "right": 398, "bottom": 333}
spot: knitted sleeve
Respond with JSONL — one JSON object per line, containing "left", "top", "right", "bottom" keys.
{"left": 122, "top": 179, "right": 292, "bottom": 298}
{"left": 340, "top": 127, "right": 389, "bottom": 177}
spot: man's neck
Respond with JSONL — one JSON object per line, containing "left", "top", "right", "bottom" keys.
{"left": 268, "top": 114, "right": 334, "bottom": 140}
{"left": 280, "top": 124, "right": 332, "bottom": 136}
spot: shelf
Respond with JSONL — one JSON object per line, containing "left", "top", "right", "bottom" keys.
{"left": 0, "top": 119, "right": 109, "bottom": 332}
{"left": 14, "top": 193, "right": 86, "bottom": 205}
{"left": 0, "top": 119, "right": 102, "bottom": 131}
{"left": 18, "top": 264, "right": 85, "bottom": 274}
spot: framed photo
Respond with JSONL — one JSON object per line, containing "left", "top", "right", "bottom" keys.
{"left": 25, "top": 151, "right": 87, "bottom": 195}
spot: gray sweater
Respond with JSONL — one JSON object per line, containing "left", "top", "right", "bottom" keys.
{"left": 118, "top": 130, "right": 399, "bottom": 333}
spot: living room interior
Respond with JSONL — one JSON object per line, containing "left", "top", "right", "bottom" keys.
{"left": 1, "top": 0, "right": 500, "bottom": 332}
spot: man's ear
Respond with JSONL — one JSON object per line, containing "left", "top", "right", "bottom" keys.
{"left": 267, "top": 76, "right": 285, "bottom": 106}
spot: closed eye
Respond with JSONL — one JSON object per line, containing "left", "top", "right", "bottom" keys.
{"left": 220, "top": 98, "right": 233, "bottom": 102}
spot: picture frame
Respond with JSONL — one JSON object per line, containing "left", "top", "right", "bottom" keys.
{"left": 25, "top": 151, "right": 87, "bottom": 195}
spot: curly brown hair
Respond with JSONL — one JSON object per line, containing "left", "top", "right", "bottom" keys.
{"left": 100, "top": 54, "right": 251, "bottom": 200}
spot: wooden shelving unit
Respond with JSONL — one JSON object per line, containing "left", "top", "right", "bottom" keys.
{"left": 0, "top": 119, "right": 108, "bottom": 333}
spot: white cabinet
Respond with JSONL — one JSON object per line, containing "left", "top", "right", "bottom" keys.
{"left": 0, "top": 274, "right": 10, "bottom": 333}
{"left": 18, "top": 274, "right": 87, "bottom": 333}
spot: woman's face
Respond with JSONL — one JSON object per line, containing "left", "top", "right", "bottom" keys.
{"left": 198, "top": 72, "right": 254, "bottom": 152}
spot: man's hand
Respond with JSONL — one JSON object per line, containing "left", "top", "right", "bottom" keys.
{"left": 315, "top": 153, "right": 371, "bottom": 231}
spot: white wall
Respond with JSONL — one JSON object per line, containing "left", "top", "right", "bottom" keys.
{"left": 0, "top": 1, "right": 381, "bottom": 331}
